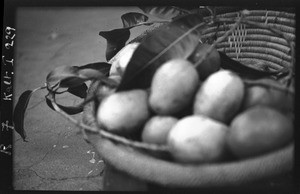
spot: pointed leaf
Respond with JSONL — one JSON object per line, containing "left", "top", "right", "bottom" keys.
{"left": 59, "top": 76, "right": 86, "bottom": 88}
{"left": 74, "top": 62, "right": 112, "bottom": 82}
{"left": 99, "top": 28, "right": 130, "bottom": 61}
{"left": 13, "top": 86, "right": 45, "bottom": 142}
{"left": 121, "top": 12, "right": 149, "bottom": 28}
{"left": 46, "top": 62, "right": 112, "bottom": 89}
{"left": 78, "top": 62, "right": 111, "bottom": 76}
{"left": 13, "top": 90, "right": 34, "bottom": 142}
{"left": 78, "top": 62, "right": 112, "bottom": 88}
{"left": 67, "top": 83, "right": 88, "bottom": 98}
{"left": 46, "top": 66, "right": 80, "bottom": 88}
{"left": 45, "top": 95, "right": 83, "bottom": 115}
{"left": 77, "top": 66, "right": 117, "bottom": 87}
{"left": 117, "top": 14, "right": 206, "bottom": 91}
{"left": 138, "top": 6, "right": 190, "bottom": 19}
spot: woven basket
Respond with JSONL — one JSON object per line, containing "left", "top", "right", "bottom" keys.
{"left": 83, "top": 8, "right": 295, "bottom": 188}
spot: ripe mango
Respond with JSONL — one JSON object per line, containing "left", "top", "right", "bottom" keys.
{"left": 97, "top": 89, "right": 150, "bottom": 134}
{"left": 193, "top": 70, "right": 244, "bottom": 124}
{"left": 167, "top": 115, "right": 228, "bottom": 163}
{"left": 142, "top": 116, "right": 178, "bottom": 145}
{"left": 149, "top": 59, "right": 200, "bottom": 115}
{"left": 227, "top": 106, "right": 293, "bottom": 159}
{"left": 242, "top": 78, "right": 294, "bottom": 113}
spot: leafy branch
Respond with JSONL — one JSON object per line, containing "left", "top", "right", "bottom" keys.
{"left": 13, "top": 62, "right": 112, "bottom": 142}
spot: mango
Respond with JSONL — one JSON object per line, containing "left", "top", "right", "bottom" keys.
{"left": 193, "top": 70, "right": 244, "bottom": 124}
{"left": 242, "top": 78, "right": 294, "bottom": 113}
{"left": 142, "top": 116, "right": 178, "bottom": 145}
{"left": 167, "top": 115, "right": 228, "bottom": 163}
{"left": 149, "top": 59, "right": 200, "bottom": 115}
{"left": 227, "top": 106, "right": 293, "bottom": 159}
{"left": 97, "top": 89, "right": 150, "bottom": 134}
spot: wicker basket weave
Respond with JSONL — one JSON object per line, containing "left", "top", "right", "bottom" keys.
{"left": 202, "top": 10, "right": 295, "bottom": 75}
{"left": 83, "top": 8, "right": 295, "bottom": 188}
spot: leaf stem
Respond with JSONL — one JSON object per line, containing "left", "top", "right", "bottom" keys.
{"left": 32, "top": 85, "right": 47, "bottom": 93}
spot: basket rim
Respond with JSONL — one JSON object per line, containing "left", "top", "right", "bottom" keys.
{"left": 83, "top": 83, "right": 294, "bottom": 187}
{"left": 87, "top": 130, "right": 293, "bottom": 187}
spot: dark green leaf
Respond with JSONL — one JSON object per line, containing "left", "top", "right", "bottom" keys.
{"left": 100, "top": 12, "right": 153, "bottom": 62}
{"left": 68, "top": 62, "right": 111, "bottom": 98}
{"left": 76, "top": 67, "right": 115, "bottom": 87}
{"left": 121, "top": 12, "right": 149, "bottom": 28}
{"left": 67, "top": 83, "right": 88, "bottom": 98}
{"left": 77, "top": 69, "right": 106, "bottom": 81}
{"left": 117, "top": 14, "right": 205, "bottom": 91}
{"left": 45, "top": 95, "right": 83, "bottom": 115}
{"left": 58, "top": 77, "right": 85, "bottom": 88}
{"left": 46, "top": 66, "right": 80, "bottom": 88}
{"left": 99, "top": 28, "right": 130, "bottom": 61}
{"left": 138, "top": 6, "right": 190, "bottom": 19}
{"left": 46, "top": 62, "right": 112, "bottom": 89}
{"left": 78, "top": 62, "right": 111, "bottom": 76}
{"left": 13, "top": 90, "right": 33, "bottom": 142}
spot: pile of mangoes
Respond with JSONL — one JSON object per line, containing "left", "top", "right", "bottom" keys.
{"left": 96, "top": 44, "right": 294, "bottom": 164}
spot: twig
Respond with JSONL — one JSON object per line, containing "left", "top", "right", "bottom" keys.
{"left": 33, "top": 84, "right": 47, "bottom": 92}
{"left": 205, "top": 6, "right": 216, "bottom": 19}
{"left": 89, "top": 124, "right": 170, "bottom": 152}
